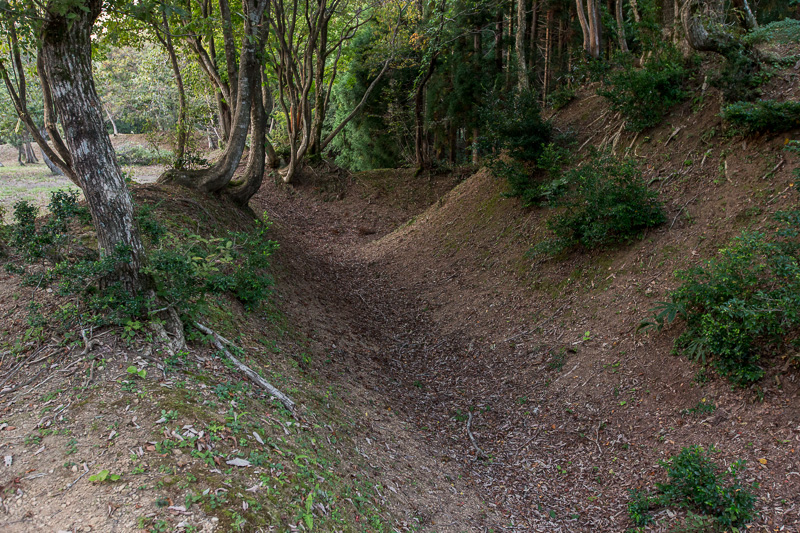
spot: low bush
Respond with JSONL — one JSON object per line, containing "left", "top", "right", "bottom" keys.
{"left": 480, "top": 88, "right": 552, "bottom": 163}
{"left": 744, "top": 18, "right": 800, "bottom": 45}
{"left": 629, "top": 446, "right": 758, "bottom": 529}
{"left": 598, "top": 49, "right": 689, "bottom": 131}
{"left": 722, "top": 100, "right": 800, "bottom": 134}
{"left": 645, "top": 208, "right": 800, "bottom": 385}
{"left": 531, "top": 151, "right": 665, "bottom": 255}
{"left": 2, "top": 192, "right": 278, "bottom": 329}
{"left": 115, "top": 145, "right": 173, "bottom": 166}
{"left": 8, "top": 190, "right": 89, "bottom": 260}
{"left": 547, "top": 86, "right": 576, "bottom": 111}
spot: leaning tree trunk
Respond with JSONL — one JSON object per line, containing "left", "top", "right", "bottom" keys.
{"left": 41, "top": 147, "right": 63, "bottom": 176}
{"left": 40, "top": 1, "right": 148, "bottom": 294}
{"left": 158, "top": 0, "right": 267, "bottom": 192}
{"left": 227, "top": 69, "right": 267, "bottom": 206}
{"left": 575, "top": 0, "right": 593, "bottom": 57}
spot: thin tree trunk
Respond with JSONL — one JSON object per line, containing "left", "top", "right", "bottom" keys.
{"left": 309, "top": 21, "right": 328, "bottom": 156}
{"left": 24, "top": 141, "right": 38, "bottom": 163}
{"left": 41, "top": 145, "right": 64, "bottom": 176}
{"left": 616, "top": 0, "right": 629, "bottom": 52}
{"left": 587, "top": 0, "right": 602, "bottom": 58}
{"left": 40, "top": 0, "right": 148, "bottom": 293}
{"left": 731, "top": 0, "right": 758, "bottom": 30}
{"left": 543, "top": 9, "right": 553, "bottom": 102}
{"left": 415, "top": 54, "right": 438, "bottom": 171}
{"left": 473, "top": 30, "right": 481, "bottom": 165}
{"left": 219, "top": 0, "right": 239, "bottom": 112}
{"left": 576, "top": 0, "right": 591, "bottom": 56}
{"left": 630, "top": 0, "right": 641, "bottom": 22}
{"left": 495, "top": 12, "right": 504, "bottom": 74}
{"left": 528, "top": 2, "right": 539, "bottom": 72}
{"left": 158, "top": 9, "right": 188, "bottom": 164}
{"left": 515, "top": 0, "right": 529, "bottom": 90}
{"left": 104, "top": 104, "right": 119, "bottom": 136}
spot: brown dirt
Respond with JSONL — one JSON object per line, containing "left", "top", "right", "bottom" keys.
{"left": 2, "top": 70, "right": 800, "bottom": 533}
{"left": 246, "top": 84, "right": 800, "bottom": 531}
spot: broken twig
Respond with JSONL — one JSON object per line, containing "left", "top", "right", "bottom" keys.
{"left": 194, "top": 322, "right": 295, "bottom": 412}
{"left": 466, "top": 411, "right": 488, "bottom": 460}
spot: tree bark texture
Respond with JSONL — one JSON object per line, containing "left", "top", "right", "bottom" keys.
{"left": 40, "top": 0, "right": 148, "bottom": 293}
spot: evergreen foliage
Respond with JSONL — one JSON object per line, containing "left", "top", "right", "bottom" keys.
{"left": 645, "top": 208, "right": 800, "bottom": 385}
{"left": 598, "top": 49, "right": 690, "bottom": 131}
{"left": 722, "top": 99, "right": 800, "bottom": 133}
{"left": 629, "top": 446, "right": 758, "bottom": 529}
{"left": 532, "top": 151, "right": 665, "bottom": 255}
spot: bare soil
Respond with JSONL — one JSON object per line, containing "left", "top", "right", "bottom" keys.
{"left": 2, "top": 77, "right": 800, "bottom": 532}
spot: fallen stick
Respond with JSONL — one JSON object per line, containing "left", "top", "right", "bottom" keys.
{"left": 194, "top": 322, "right": 295, "bottom": 412}
{"left": 63, "top": 466, "right": 89, "bottom": 492}
{"left": 664, "top": 126, "right": 682, "bottom": 146}
{"left": 466, "top": 411, "right": 488, "bottom": 460}
{"left": 761, "top": 158, "right": 785, "bottom": 180}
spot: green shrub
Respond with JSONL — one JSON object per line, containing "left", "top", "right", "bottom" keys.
{"left": 659, "top": 446, "right": 757, "bottom": 527}
{"left": 722, "top": 100, "right": 800, "bottom": 134}
{"left": 629, "top": 446, "right": 757, "bottom": 529}
{"left": 9, "top": 191, "right": 88, "bottom": 260}
{"left": 532, "top": 151, "right": 665, "bottom": 255}
{"left": 4, "top": 196, "right": 278, "bottom": 328}
{"left": 115, "top": 145, "right": 173, "bottom": 166}
{"left": 645, "top": 209, "right": 800, "bottom": 385}
{"left": 480, "top": 88, "right": 552, "bottom": 163}
{"left": 598, "top": 50, "right": 689, "bottom": 131}
{"left": 547, "top": 86, "right": 576, "bottom": 111}
{"left": 744, "top": 18, "right": 800, "bottom": 45}
{"left": 481, "top": 89, "right": 572, "bottom": 206}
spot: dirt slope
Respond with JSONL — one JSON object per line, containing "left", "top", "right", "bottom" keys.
{"left": 250, "top": 82, "right": 800, "bottom": 530}
{"left": 2, "top": 65, "right": 800, "bottom": 533}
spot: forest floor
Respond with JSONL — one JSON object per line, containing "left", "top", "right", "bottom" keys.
{"left": 2, "top": 76, "right": 800, "bottom": 532}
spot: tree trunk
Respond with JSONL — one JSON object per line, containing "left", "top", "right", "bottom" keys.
{"left": 104, "top": 104, "right": 119, "bottom": 136}
{"left": 219, "top": 0, "right": 239, "bottom": 113}
{"left": 629, "top": 0, "right": 641, "bottom": 22}
{"left": 41, "top": 146, "right": 63, "bottom": 176}
{"left": 415, "top": 54, "right": 438, "bottom": 171}
{"left": 576, "top": 0, "right": 592, "bottom": 57}
{"left": 616, "top": 0, "right": 629, "bottom": 52}
{"left": 24, "top": 141, "right": 38, "bottom": 163}
{"left": 159, "top": 0, "right": 268, "bottom": 192}
{"left": 731, "top": 0, "right": 758, "bottom": 31}
{"left": 495, "top": 12, "right": 504, "bottom": 75}
{"left": 543, "top": 9, "right": 553, "bottom": 102}
{"left": 309, "top": 22, "right": 328, "bottom": 156}
{"left": 515, "top": 0, "right": 529, "bottom": 90}
{"left": 227, "top": 69, "right": 267, "bottom": 206}
{"left": 587, "top": 0, "right": 602, "bottom": 58}
{"left": 40, "top": 0, "right": 148, "bottom": 293}
{"left": 158, "top": 9, "right": 188, "bottom": 164}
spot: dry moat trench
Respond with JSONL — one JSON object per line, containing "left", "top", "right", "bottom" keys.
{"left": 251, "top": 159, "right": 800, "bottom": 532}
